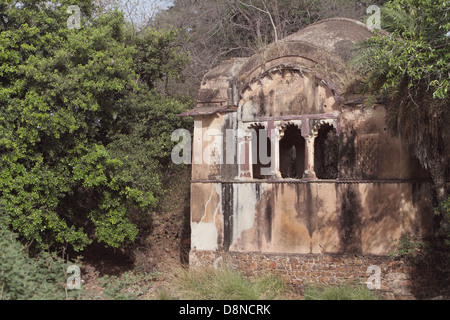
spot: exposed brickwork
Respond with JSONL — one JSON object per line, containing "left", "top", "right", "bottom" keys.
{"left": 189, "top": 251, "right": 415, "bottom": 300}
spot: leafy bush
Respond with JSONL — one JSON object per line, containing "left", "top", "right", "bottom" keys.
{"left": 389, "top": 233, "right": 428, "bottom": 260}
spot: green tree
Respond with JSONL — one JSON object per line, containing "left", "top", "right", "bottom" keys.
{"left": 352, "top": 0, "right": 449, "bottom": 204}
{"left": 0, "top": 0, "right": 191, "bottom": 251}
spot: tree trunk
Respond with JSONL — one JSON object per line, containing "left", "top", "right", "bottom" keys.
{"left": 426, "top": 128, "right": 448, "bottom": 204}
{"left": 270, "top": 0, "right": 282, "bottom": 40}
{"left": 428, "top": 150, "right": 449, "bottom": 232}
{"left": 429, "top": 157, "right": 448, "bottom": 203}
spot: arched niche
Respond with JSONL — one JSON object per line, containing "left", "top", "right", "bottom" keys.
{"left": 237, "top": 66, "right": 340, "bottom": 122}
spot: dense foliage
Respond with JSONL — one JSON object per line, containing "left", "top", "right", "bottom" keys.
{"left": 352, "top": 0, "right": 449, "bottom": 205}
{"left": 0, "top": 0, "right": 192, "bottom": 251}
{"left": 353, "top": 0, "right": 449, "bottom": 100}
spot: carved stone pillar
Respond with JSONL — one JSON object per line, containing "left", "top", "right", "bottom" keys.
{"left": 268, "top": 127, "right": 282, "bottom": 178}
{"left": 303, "top": 134, "right": 317, "bottom": 179}
{"left": 301, "top": 119, "right": 317, "bottom": 180}
{"left": 238, "top": 130, "right": 252, "bottom": 179}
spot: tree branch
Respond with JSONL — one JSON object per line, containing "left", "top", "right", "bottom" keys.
{"left": 237, "top": 0, "right": 278, "bottom": 42}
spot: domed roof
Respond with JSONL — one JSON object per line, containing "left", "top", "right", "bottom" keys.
{"left": 180, "top": 18, "right": 375, "bottom": 116}
{"left": 283, "top": 18, "right": 373, "bottom": 62}
{"left": 201, "top": 18, "right": 374, "bottom": 85}
{"left": 233, "top": 18, "right": 374, "bottom": 95}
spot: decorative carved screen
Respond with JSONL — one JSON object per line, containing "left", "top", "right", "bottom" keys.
{"left": 357, "top": 133, "right": 379, "bottom": 179}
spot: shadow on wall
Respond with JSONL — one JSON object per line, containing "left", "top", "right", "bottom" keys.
{"left": 339, "top": 184, "right": 363, "bottom": 255}
{"left": 180, "top": 204, "right": 191, "bottom": 266}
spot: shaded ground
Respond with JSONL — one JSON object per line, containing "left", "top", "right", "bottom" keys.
{"left": 409, "top": 241, "right": 450, "bottom": 299}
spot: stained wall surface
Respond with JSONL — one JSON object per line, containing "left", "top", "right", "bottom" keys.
{"left": 191, "top": 181, "right": 433, "bottom": 256}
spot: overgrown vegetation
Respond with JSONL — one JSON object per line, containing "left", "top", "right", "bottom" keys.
{"left": 352, "top": 2, "right": 449, "bottom": 266}
{"left": 352, "top": 0, "right": 449, "bottom": 206}
{"left": 303, "top": 284, "right": 380, "bottom": 300}
{"left": 0, "top": 223, "right": 75, "bottom": 300}
{"left": 389, "top": 233, "right": 429, "bottom": 261}
{"left": 155, "top": 266, "right": 382, "bottom": 301}
{"left": 152, "top": 0, "right": 387, "bottom": 97}
{"left": 157, "top": 266, "right": 292, "bottom": 300}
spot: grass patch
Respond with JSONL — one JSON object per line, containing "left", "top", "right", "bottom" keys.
{"left": 158, "top": 266, "right": 291, "bottom": 300}
{"left": 303, "top": 284, "right": 380, "bottom": 300}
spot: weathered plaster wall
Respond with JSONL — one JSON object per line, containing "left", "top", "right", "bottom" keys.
{"left": 191, "top": 114, "right": 226, "bottom": 181}
{"left": 238, "top": 70, "right": 338, "bottom": 121}
{"left": 190, "top": 183, "right": 222, "bottom": 251}
{"left": 189, "top": 88, "right": 434, "bottom": 257}
{"left": 192, "top": 181, "right": 433, "bottom": 256}
{"left": 339, "top": 106, "right": 429, "bottom": 180}
{"left": 190, "top": 180, "right": 433, "bottom": 256}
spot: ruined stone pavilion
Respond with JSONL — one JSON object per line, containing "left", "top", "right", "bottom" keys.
{"left": 178, "top": 18, "right": 437, "bottom": 297}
